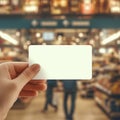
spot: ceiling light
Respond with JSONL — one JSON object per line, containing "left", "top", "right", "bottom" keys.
{"left": 16, "top": 31, "right": 20, "bottom": 37}
{"left": 101, "top": 31, "right": 120, "bottom": 45}
{"left": 78, "top": 33, "right": 84, "bottom": 38}
{"left": 89, "top": 39, "right": 94, "bottom": 45}
{"left": 61, "top": 0, "right": 67, "bottom": 7}
{"left": 84, "top": 0, "right": 91, "bottom": 4}
{"left": 23, "top": 5, "right": 38, "bottom": 13}
{"left": 108, "top": 48, "right": 114, "bottom": 53}
{"left": 36, "top": 32, "right": 41, "bottom": 38}
{"left": 99, "top": 48, "right": 106, "bottom": 54}
{"left": 0, "top": 31, "right": 18, "bottom": 45}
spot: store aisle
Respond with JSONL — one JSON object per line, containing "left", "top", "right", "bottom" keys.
{"left": 6, "top": 93, "right": 109, "bottom": 120}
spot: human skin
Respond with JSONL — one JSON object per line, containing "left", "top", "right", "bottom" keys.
{"left": 0, "top": 62, "right": 47, "bottom": 120}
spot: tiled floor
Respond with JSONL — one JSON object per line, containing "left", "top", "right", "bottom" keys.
{"left": 6, "top": 92, "right": 109, "bottom": 120}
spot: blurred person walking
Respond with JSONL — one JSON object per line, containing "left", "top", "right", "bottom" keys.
{"left": 41, "top": 80, "right": 58, "bottom": 112}
{"left": 62, "top": 80, "right": 77, "bottom": 120}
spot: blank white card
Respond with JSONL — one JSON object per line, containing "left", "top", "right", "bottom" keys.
{"left": 29, "top": 45, "right": 92, "bottom": 80}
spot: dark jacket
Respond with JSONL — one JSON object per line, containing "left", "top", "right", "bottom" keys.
{"left": 47, "top": 80, "right": 57, "bottom": 89}
{"left": 62, "top": 80, "right": 77, "bottom": 92}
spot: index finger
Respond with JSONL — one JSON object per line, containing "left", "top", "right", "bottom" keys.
{"left": 12, "top": 62, "right": 28, "bottom": 74}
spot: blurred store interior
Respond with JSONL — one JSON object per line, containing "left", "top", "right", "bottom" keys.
{"left": 0, "top": 0, "right": 120, "bottom": 120}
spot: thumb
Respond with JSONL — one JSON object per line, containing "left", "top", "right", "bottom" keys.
{"left": 15, "top": 64, "right": 40, "bottom": 89}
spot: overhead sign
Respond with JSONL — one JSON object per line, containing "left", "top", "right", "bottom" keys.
{"left": 71, "top": 21, "right": 90, "bottom": 27}
{"left": 40, "top": 21, "right": 58, "bottom": 26}
{"left": 0, "top": 15, "right": 120, "bottom": 28}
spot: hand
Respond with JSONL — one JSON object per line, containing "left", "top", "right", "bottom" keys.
{"left": 19, "top": 80, "right": 46, "bottom": 97}
{"left": 0, "top": 62, "right": 47, "bottom": 120}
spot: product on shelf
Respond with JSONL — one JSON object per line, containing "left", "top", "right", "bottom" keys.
{"left": 70, "top": 0, "right": 80, "bottom": 13}
{"left": 10, "top": 0, "right": 22, "bottom": 14}
{"left": 0, "top": 0, "right": 120, "bottom": 15}
{"left": 22, "top": 0, "right": 39, "bottom": 13}
{"left": 110, "top": 0, "right": 120, "bottom": 14}
{"left": 93, "top": 56, "right": 120, "bottom": 118}
{"left": 0, "top": 0, "right": 11, "bottom": 14}
{"left": 98, "top": 0, "right": 110, "bottom": 14}
{"left": 51, "top": 0, "right": 69, "bottom": 14}
{"left": 79, "top": 0, "right": 97, "bottom": 15}
{"left": 95, "top": 91, "right": 120, "bottom": 113}
{"left": 80, "top": 81, "right": 94, "bottom": 98}
{"left": 40, "top": 0, "right": 50, "bottom": 14}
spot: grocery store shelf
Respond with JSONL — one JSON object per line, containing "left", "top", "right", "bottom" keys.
{"left": 95, "top": 84, "right": 111, "bottom": 95}
{"left": 95, "top": 96, "right": 111, "bottom": 113}
{"left": 95, "top": 84, "right": 120, "bottom": 98}
{"left": 95, "top": 97, "right": 120, "bottom": 118}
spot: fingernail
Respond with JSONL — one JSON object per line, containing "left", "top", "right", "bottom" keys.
{"left": 31, "top": 64, "right": 40, "bottom": 72}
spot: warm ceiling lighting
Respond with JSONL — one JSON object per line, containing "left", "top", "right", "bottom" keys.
{"left": 101, "top": 31, "right": 120, "bottom": 45}
{"left": 0, "top": 31, "right": 18, "bottom": 45}
{"left": 23, "top": 5, "right": 38, "bottom": 13}
{"left": 99, "top": 48, "right": 106, "bottom": 54}
{"left": 60, "top": 0, "right": 67, "bottom": 7}
{"left": 84, "top": 0, "right": 91, "bottom": 4}
{"left": 36, "top": 32, "right": 41, "bottom": 38}
{"left": 78, "top": 33, "right": 84, "bottom": 38}
{"left": 0, "top": 0, "right": 8, "bottom": 5}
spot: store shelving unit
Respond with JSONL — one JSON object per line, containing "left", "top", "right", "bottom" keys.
{"left": 95, "top": 83, "right": 120, "bottom": 98}
{"left": 94, "top": 96, "right": 120, "bottom": 118}
{"left": 94, "top": 65, "right": 120, "bottom": 119}
{"left": 80, "top": 80, "right": 95, "bottom": 98}
{"left": 95, "top": 92, "right": 120, "bottom": 118}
